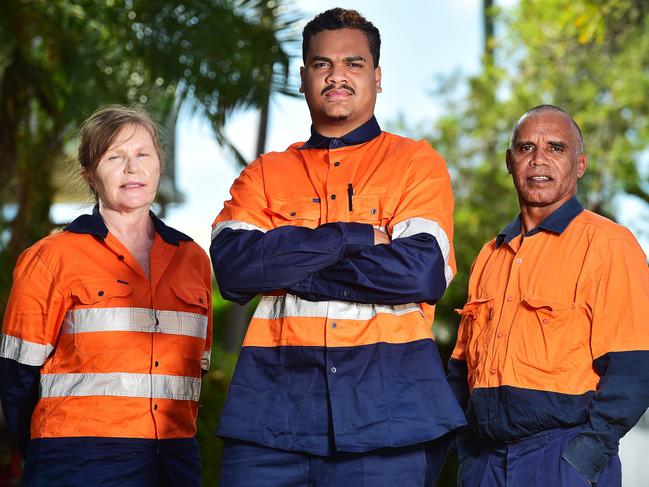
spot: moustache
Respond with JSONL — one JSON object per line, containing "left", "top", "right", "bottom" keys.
{"left": 321, "top": 84, "right": 355, "bottom": 96}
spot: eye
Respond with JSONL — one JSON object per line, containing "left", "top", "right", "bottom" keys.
{"left": 520, "top": 144, "right": 534, "bottom": 152}
{"left": 348, "top": 62, "right": 363, "bottom": 68}
{"left": 313, "top": 62, "right": 329, "bottom": 68}
{"left": 107, "top": 154, "right": 121, "bottom": 161}
{"left": 137, "top": 152, "right": 150, "bottom": 157}
{"left": 550, "top": 144, "right": 564, "bottom": 152}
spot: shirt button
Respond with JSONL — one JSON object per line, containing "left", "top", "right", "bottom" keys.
{"left": 97, "top": 290, "right": 105, "bottom": 297}
{"left": 290, "top": 211, "right": 297, "bottom": 216}
{"left": 497, "top": 332, "right": 503, "bottom": 338}
{"left": 154, "top": 361, "right": 159, "bottom": 367}
{"left": 117, "top": 255, "right": 125, "bottom": 261}
{"left": 331, "top": 139, "right": 340, "bottom": 146}
{"left": 153, "top": 403, "right": 158, "bottom": 410}
{"left": 343, "top": 290, "right": 350, "bottom": 297}
{"left": 331, "top": 322, "right": 337, "bottom": 329}
{"left": 330, "top": 367, "right": 337, "bottom": 374}
{"left": 155, "top": 317, "right": 160, "bottom": 327}
{"left": 542, "top": 319, "right": 549, "bottom": 325}
{"left": 516, "top": 258, "right": 523, "bottom": 264}
{"left": 334, "top": 161, "right": 340, "bottom": 167}
{"left": 490, "top": 368, "right": 496, "bottom": 375}
{"left": 506, "top": 296, "right": 513, "bottom": 302}
{"left": 331, "top": 194, "right": 336, "bottom": 200}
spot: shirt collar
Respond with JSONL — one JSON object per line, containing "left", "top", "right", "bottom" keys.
{"left": 300, "top": 116, "right": 381, "bottom": 150}
{"left": 496, "top": 196, "right": 584, "bottom": 248}
{"left": 64, "top": 205, "right": 192, "bottom": 246}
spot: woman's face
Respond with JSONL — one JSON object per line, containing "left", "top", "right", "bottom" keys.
{"left": 90, "top": 123, "right": 160, "bottom": 213}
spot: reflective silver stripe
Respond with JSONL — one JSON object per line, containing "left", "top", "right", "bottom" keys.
{"left": 211, "top": 220, "right": 267, "bottom": 241}
{"left": 201, "top": 350, "right": 211, "bottom": 371}
{"left": 0, "top": 333, "right": 54, "bottom": 366}
{"left": 253, "top": 295, "right": 421, "bottom": 321}
{"left": 392, "top": 217, "right": 454, "bottom": 287}
{"left": 40, "top": 372, "right": 201, "bottom": 401}
{"left": 61, "top": 307, "right": 207, "bottom": 339}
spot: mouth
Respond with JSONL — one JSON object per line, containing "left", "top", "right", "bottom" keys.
{"left": 120, "top": 183, "right": 146, "bottom": 189}
{"left": 322, "top": 85, "right": 355, "bottom": 98}
{"left": 527, "top": 175, "right": 552, "bottom": 183}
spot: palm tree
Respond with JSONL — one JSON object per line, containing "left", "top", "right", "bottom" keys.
{"left": 0, "top": 0, "right": 298, "bottom": 310}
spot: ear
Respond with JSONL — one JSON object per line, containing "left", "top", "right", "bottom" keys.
{"left": 81, "top": 169, "right": 94, "bottom": 190}
{"left": 505, "top": 149, "right": 513, "bottom": 174}
{"left": 374, "top": 66, "right": 382, "bottom": 93}
{"left": 299, "top": 66, "right": 305, "bottom": 94}
{"left": 576, "top": 153, "right": 588, "bottom": 178}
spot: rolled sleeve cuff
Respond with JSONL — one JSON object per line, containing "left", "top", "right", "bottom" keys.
{"left": 561, "top": 434, "right": 609, "bottom": 483}
{"left": 342, "top": 222, "right": 374, "bottom": 257}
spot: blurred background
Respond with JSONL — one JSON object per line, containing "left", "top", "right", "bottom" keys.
{"left": 1, "top": 0, "right": 648, "bottom": 485}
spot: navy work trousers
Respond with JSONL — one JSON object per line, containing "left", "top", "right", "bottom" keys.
{"left": 220, "top": 436, "right": 452, "bottom": 487}
{"left": 22, "top": 437, "right": 201, "bottom": 487}
{"left": 458, "top": 426, "right": 621, "bottom": 487}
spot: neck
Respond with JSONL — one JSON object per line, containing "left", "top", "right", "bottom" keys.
{"left": 99, "top": 204, "right": 154, "bottom": 240}
{"left": 313, "top": 115, "right": 373, "bottom": 138}
{"left": 519, "top": 197, "right": 572, "bottom": 234}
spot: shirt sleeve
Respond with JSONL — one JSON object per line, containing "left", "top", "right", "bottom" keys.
{"left": 562, "top": 236, "right": 649, "bottom": 482}
{"left": 0, "top": 248, "right": 66, "bottom": 453}
{"left": 200, "top": 252, "right": 213, "bottom": 373}
{"left": 210, "top": 158, "right": 374, "bottom": 304}
{"left": 287, "top": 143, "right": 456, "bottom": 305}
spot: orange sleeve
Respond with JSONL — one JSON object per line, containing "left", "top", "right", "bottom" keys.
{"left": 1, "top": 248, "right": 67, "bottom": 366}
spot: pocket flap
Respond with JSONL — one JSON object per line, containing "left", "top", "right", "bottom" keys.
{"left": 455, "top": 297, "right": 493, "bottom": 316}
{"left": 71, "top": 279, "right": 132, "bottom": 305}
{"left": 268, "top": 199, "right": 320, "bottom": 221}
{"left": 171, "top": 284, "right": 210, "bottom": 310}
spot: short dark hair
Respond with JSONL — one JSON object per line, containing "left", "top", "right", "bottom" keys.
{"left": 510, "top": 104, "right": 584, "bottom": 152}
{"left": 302, "top": 8, "right": 381, "bottom": 67}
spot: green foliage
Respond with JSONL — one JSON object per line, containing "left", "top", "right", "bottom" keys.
{"left": 0, "top": 0, "right": 297, "bottom": 310}
{"left": 196, "top": 344, "right": 238, "bottom": 486}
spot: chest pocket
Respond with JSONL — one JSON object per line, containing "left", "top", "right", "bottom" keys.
{"left": 513, "top": 296, "right": 576, "bottom": 374}
{"left": 268, "top": 198, "right": 321, "bottom": 229}
{"left": 349, "top": 192, "right": 394, "bottom": 228}
{"left": 70, "top": 279, "right": 132, "bottom": 306}
{"left": 455, "top": 297, "right": 494, "bottom": 372}
{"left": 67, "top": 279, "right": 134, "bottom": 353}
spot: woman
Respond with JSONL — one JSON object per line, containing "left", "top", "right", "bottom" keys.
{"left": 0, "top": 105, "right": 212, "bottom": 486}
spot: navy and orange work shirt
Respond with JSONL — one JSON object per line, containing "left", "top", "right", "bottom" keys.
{"left": 448, "top": 197, "right": 649, "bottom": 482}
{"left": 0, "top": 208, "right": 212, "bottom": 476}
{"left": 211, "top": 117, "right": 466, "bottom": 455}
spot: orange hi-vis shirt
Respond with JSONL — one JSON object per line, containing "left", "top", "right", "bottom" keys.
{"left": 211, "top": 118, "right": 466, "bottom": 455}
{"left": 0, "top": 209, "right": 212, "bottom": 441}
{"left": 448, "top": 197, "right": 649, "bottom": 480}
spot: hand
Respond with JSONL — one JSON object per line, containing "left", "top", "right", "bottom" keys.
{"left": 373, "top": 228, "right": 390, "bottom": 245}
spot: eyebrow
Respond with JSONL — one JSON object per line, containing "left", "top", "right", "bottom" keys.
{"left": 309, "top": 55, "right": 367, "bottom": 63}
{"left": 547, "top": 140, "right": 568, "bottom": 148}
{"left": 106, "top": 144, "right": 154, "bottom": 153}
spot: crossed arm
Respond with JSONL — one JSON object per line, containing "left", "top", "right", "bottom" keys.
{"left": 210, "top": 154, "right": 455, "bottom": 306}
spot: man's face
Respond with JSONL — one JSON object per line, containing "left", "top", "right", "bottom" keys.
{"left": 300, "top": 28, "right": 382, "bottom": 135}
{"left": 506, "top": 111, "right": 588, "bottom": 213}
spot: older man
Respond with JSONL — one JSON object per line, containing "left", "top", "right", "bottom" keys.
{"left": 211, "top": 8, "right": 465, "bottom": 487}
{"left": 449, "top": 105, "right": 649, "bottom": 486}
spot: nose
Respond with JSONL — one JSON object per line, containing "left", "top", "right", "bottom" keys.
{"left": 124, "top": 154, "right": 139, "bottom": 173}
{"left": 325, "top": 63, "right": 348, "bottom": 85}
{"left": 529, "top": 149, "right": 546, "bottom": 167}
